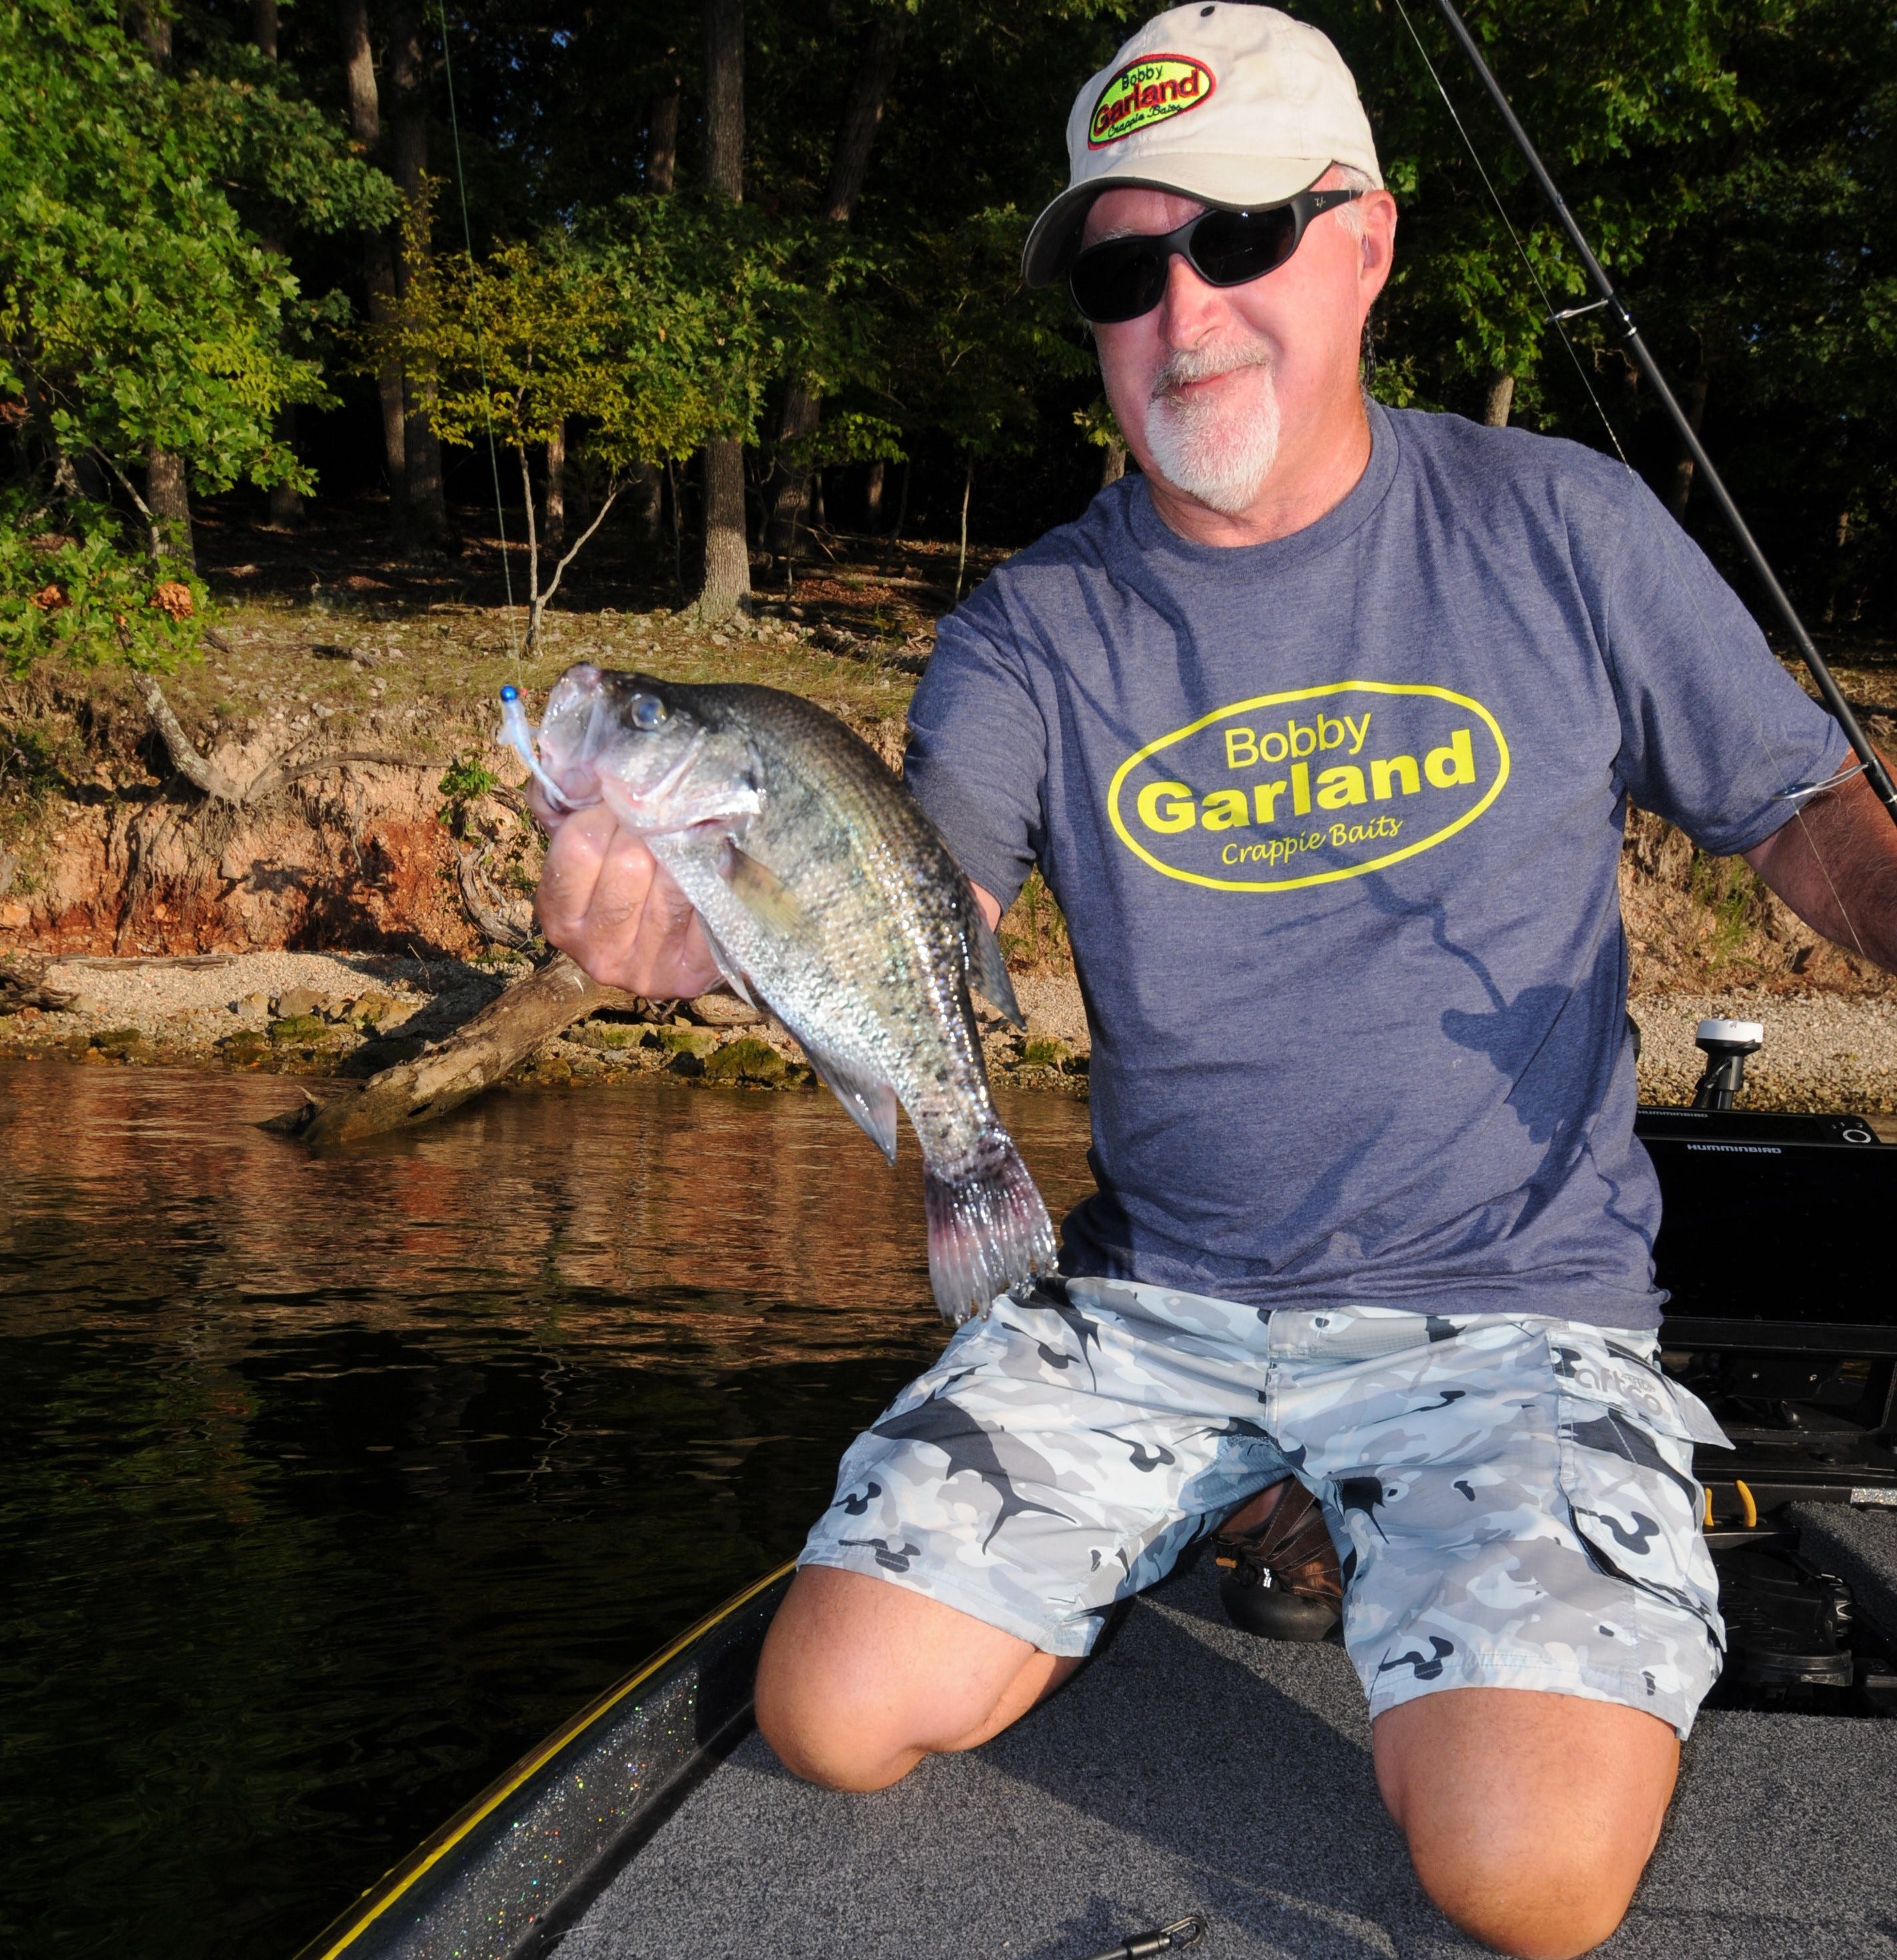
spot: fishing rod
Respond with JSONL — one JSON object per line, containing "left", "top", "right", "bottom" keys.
{"left": 1424, "top": 0, "right": 1897, "bottom": 834}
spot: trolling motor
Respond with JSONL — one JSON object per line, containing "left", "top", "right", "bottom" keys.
{"left": 1691, "top": 1019, "right": 1764, "bottom": 1112}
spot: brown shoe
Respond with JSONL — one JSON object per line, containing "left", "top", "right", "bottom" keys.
{"left": 1213, "top": 1478, "right": 1343, "bottom": 1642}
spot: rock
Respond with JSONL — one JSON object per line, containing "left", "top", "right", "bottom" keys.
{"left": 685, "top": 992, "right": 764, "bottom": 1027}
{"left": 238, "top": 992, "right": 270, "bottom": 1016}
{"left": 274, "top": 985, "right": 322, "bottom": 1019}
{"left": 68, "top": 992, "right": 104, "bottom": 1018}
{"left": 667, "top": 1049, "right": 706, "bottom": 1078}
{"left": 656, "top": 1025, "right": 721, "bottom": 1058}
{"left": 703, "top": 1036, "right": 789, "bottom": 1085}
{"left": 95, "top": 1027, "right": 157, "bottom": 1063}
{"left": 218, "top": 1030, "right": 270, "bottom": 1068}
{"left": 576, "top": 1022, "right": 644, "bottom": 1052}
{"left": 268, "top": 1014, "right": 333, "bottom": 1046}
{"left": 1021, "top": 1036, "right": 1068, "bottom": 1068}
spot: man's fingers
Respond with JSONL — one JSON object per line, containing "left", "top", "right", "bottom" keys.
{"left": 524, "top": 779, "right": 569, "bottom": 834}
{"left": 534, "top": 803, "right": 625, "bottom": 946}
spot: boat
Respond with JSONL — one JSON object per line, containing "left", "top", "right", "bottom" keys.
{"left": 293, "top": 1016, "right": 1897, "bottom": 1960}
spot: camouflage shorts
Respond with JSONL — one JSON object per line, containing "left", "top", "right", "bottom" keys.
{"left": 800, "top": 1277, "right": 1731, "bottom": 1736}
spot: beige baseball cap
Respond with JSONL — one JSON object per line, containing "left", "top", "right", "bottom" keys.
{"left": 1022, "top": 3, "right": 1383, "bottom": 287}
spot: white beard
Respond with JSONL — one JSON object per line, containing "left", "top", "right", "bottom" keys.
{"left": 1142, "top": 344, "right": 1281, "bottom": 517}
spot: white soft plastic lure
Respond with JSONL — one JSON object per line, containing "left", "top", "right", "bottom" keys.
{"left": 497, "top": 684, "right": 583, "bottom": 813}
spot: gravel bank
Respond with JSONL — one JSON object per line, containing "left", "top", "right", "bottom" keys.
{"left": 1629, "top": 989, "right": 1897, "bottom": 1112}
{"left": 4, "top": 956, "right": 1895, "bottom": 1116}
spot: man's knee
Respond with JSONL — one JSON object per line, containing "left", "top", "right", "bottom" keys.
{"left": 1374, "top": 1688, "right": 1679, "bottom": 1960}
{"left": 755, "top": 1564, "right": 1071, "bottom": 1793}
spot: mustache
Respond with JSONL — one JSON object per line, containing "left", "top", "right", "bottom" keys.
{"left": 1151, "top": 340, "right": 1275, "bottom": 401}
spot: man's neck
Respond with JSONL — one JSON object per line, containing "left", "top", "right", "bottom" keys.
{"left": 1144, "top": 392, "right": 1373, "bottom": 549}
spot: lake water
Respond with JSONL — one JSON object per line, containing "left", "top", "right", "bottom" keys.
{"left": 0, "top": 1059, "right": 1096, "bottom": 1960}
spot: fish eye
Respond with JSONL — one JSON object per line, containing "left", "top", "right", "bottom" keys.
{"left": 631, "top": 694, "right": 666, "bottom": 731}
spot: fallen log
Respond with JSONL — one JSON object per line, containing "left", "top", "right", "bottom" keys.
{"left": 261, "top": 952, "right": 637, "bottom": 1145}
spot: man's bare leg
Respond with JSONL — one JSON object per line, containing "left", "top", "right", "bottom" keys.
{"left": 755, "top": 1566, "right": 1082, "bottom": 1790}
{"left": 1375, "top": 1688, "right": 1679, "bottom": 1960}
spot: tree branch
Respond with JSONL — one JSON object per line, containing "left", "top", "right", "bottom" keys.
{"left": 456, "top": 846, "right": 536, "bottom": 950}
{"left": 262, "top": 952, "right": 636, "bottom": 1144}
{"left": 129, "top": 673, "right": 245, "bottom": 801}
{"left": 537, "top": 480, "right": 621, "bottom": 613}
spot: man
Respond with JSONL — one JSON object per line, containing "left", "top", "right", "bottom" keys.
{"left": 534, "top": 8, "right": 1897, "bottom": 1955}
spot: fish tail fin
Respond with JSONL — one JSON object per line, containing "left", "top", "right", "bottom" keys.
{"left": 923, "top": 1130, "right": 1058, "bottom": 1325}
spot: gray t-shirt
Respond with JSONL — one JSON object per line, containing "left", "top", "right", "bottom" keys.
{"left": 906, "top": 404, "right": 1845, "bottom": 1329}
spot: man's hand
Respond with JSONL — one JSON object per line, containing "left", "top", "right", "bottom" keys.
{"left": 1743, "top": 762, "right": 1897, "bottom": 974}
{"left": 530, "top": 786, "right": 723, "bottom": 998}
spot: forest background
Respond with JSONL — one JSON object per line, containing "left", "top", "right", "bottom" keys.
{"left": 5, "top": 0, "right": 1895, "bottom": 637}
{"left": 0, "top": 0, "right": 1893, "bottom": 988}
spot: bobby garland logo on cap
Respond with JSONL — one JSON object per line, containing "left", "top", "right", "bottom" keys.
{"left": 1088, "top": 53, "right": 1216, "bottom": 147}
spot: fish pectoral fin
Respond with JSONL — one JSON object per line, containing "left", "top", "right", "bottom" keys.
{"left": 966, "top": 884, "right": 1025, "bottom": 1030}
{"left": 799, "top": 1035, "right": 901, "bottom": 1165}
{"left": 699, "top": 921, "right": 758, "bottom": 1010}
{"left": 716, "top": 837, "right": 811, "bottom": 943}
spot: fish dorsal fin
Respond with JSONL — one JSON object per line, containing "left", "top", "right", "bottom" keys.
{"left": 964, "top": 884, "right": 1024, "bottom": 1030}
{"left": 717, "top": 836, "right": 811, "bottom": 942}
{"left": 698, "top": 920, "right": 758, "bottom": 1010}
{"left": 798, "top": 1032, "right": 900, "bottom": 1165}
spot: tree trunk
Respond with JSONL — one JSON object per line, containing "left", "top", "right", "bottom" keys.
{"left": 340, "top": 0, "right": 408, "bottom": 529}
{"left": 544, "top": 421, "right": 566, "bottom": 552}
{"left": 696, "top": 0, "right": 750, "bottom": 621}
{"left": 1482, "top": 370, "right": 1515, "bottom": 428}
{"left": 865, "top": 458, "right": 884, "bottom": 530}
{"left": 268, "top": 408, "right": 303, "bottom": 525}
{"left": 253, "top": 1, "right": 300, "bottom": 525}
{"left": 1100, "top": 438, "right": 1128, "bottom": 488}
{"left": 699, "top": 443, "right": 750, "bottom": 621}
{"left": 147, "top": 449, "right": 194, "bottom": 565}
{"left": 761, "top": 19, "right": 901, "bottom": 556}
{"left": 133, "top": 3, "right": 171, "bottom": 63}
{"left": 262, "top": 955, "right": 639, "bottom": 1145}
{"left": 647, "top": 88, "right": 679, "bottom": 194}
{"left": 702, "top": 0, "right": 744, "bottom": 200}
{"left": 765, "top": 384, "right": 821, "bottom": 558}
{"left": 390, "top": 1, "right": 448, "bottom": 549}
{"left": 953, "top": 454, "right": 974, "bottom": 600}
{"left": 1668, "top": 373, "right": 1710, "bottom": 521}
{"left": 631, "top": 461, "right": 663, "bottom": 543}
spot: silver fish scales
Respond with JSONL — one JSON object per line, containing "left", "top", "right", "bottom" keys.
{"left": 525, "top": 665, "right": 1058, "bottom": 1322}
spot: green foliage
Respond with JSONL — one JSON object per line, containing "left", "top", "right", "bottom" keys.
{"left": 0, "top": 0, "right": 396, "bottom": 498}
{"left": 438, "top": 753, "right": 500, "bottom": 824}
{"left": 0, "top": 495, "right": 204, "bottom": 677}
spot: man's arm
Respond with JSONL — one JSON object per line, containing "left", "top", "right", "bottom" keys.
{"left": 1741, "top": 765, "right": 1897, "bottom": 974}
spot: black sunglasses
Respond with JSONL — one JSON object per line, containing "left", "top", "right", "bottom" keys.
{"left": 1067, "top": 188, "right": 1364, "bottom": 325}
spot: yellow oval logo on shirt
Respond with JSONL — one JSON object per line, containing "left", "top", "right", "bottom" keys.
{"left": 1107, "top": 681, "right": 1510, "bottom": 892}
{"left": 1087, "top": 55, "right": 1216, "bottom": 148}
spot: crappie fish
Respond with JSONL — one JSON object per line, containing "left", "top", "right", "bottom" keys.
{"left": 510, "top": 666, "right": 1057, "bottom": 1323}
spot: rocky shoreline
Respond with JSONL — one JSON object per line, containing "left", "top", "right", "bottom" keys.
{"left": 0, "top": 950, "right": 1094, "bottom": 1099}
{"left": 5, "top": 949, "right": 1896, "bottom": 1118}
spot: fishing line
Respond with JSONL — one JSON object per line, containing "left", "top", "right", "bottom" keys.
{"left": 435, "top": 0, "right": 520, "bottom": 657}
{"left": 1383, "top": 0, "right": 1884, "bottom": 962}
{"left": 1386, "top": 0, "right": 1629, "bottom": 466}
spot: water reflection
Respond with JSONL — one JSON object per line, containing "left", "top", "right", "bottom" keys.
{"left": 0, "top": 1060, "right": 1095, "bottom": 1960}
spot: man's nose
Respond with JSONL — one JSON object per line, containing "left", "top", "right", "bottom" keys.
{"left": 1153, "top": 250, "right": 1230, "bottom": 346}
